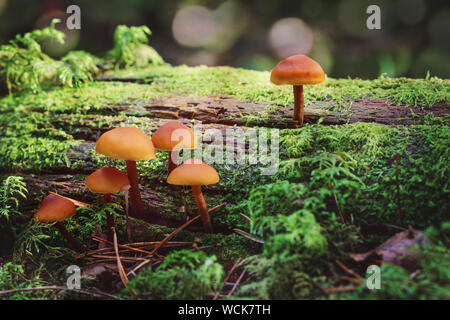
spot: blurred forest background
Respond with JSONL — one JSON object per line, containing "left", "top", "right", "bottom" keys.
{"left": 0, "top": 0, "right": 448, "bottom": 79}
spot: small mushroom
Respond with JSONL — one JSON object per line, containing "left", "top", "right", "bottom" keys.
{"left": 167, "top": 159, "right": 219, "bottom": 233}
{"left": 270, "top": 54, "right": 325, "bottom": 125}
{"left": 96, "top": 127, "right": 156, "bottom": 219}
{"left": 34, "top": 194, "right": 84, "bottom": 252}
{"left": 151, "top": 121, "right": 198, "bottom": 174}
{"left": 48, "top": 192, "right": 91, "bottom": 207}
{"left": 86, "top": 167, "right": 131, "bottom": 242}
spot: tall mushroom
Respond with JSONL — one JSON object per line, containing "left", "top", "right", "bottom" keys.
{"left": 167, "top": 159, "right": 219, "bottom": 233}
{"left": 270, "top": 54, "right": 325, "bottom": 126}
{"left": 95, "top": 127, "right": 156, "bottom": 219}
{"left": 151, "top": 121, "right": 198, "bottom": 174}
{"left": 85, "top": 167, "right": 131, "bottom": 241}
{"left": 34, "top": 194, "right": 84, "bottom": 252}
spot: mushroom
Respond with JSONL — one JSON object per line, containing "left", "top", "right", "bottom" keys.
{"left": 85, "top": 167, "right": 131, "bottom": 241}
{"left": 48, "top": 191, "right": 91, "bottom": 207}
{"left": 167, "top": 159, "right": 219, "bottom": 233}
{"left": 95, "top": 127, "right": 156, "bottom": 219}
{"left": 34, "top": 194, "right": 84, "bottom": 252}
{"left": 151, "top": 121, "right": 198, "bottom": 174}
{"left": 270, "top": 54, "right": 325, "bottom": 126}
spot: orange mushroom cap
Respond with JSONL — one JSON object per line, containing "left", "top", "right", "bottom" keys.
{"left": 96, "top": 127, "right": 156, "bottom": 161}
{"left": 86, "top": 167, "right": 131, "bottom": 194}
{"left": 270, "top": 54, "right": 325, "bottom": 85}
{"left": 48, "top": 192, "right": 91, "bottom": 207}
{"left": 34, "top": 194, "right": 76, "bottom": 222}
{"left": 152, "top": 121, "right": 198, "bottom": 151}
{"left": 167, "top": 159, "right": 219, "bottom": 186}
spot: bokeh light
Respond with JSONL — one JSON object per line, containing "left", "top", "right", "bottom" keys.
{"left": 172, "top": 2, "right": 246, "bottom": 53}
{"left": 377, "top": 53, "right": 396, "bottom": 77}
{"left": 0, "top": 0, "right": 7, "bottom": 15}
{"left": 392, "top": 46, "right": 412, "bottom": 76}
{"left": 269, "top": 17, "right": 313, "bottom": 59}
{"left": 35, "top": 10, "right": 80, "bottom": 57}
{"left": 172, "top": 6, "right": 218, "bottom": 48}
{"left": 1, "top": 0, "right": 448, "bottom": 78}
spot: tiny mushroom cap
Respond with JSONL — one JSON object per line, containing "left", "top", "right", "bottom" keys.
{"left": 167, "top": 159, "right": 219, "bottom": 186}
{"left": 34, "top": 194, "right": 76, "bottom": 223}
{"left": 270, "top": 54, "right": 325, "bottom": 85}
{"left": 86, "top": 167, "right": 131, "bottom": 194}
{"left": 152, "top": 121, "right": 198, "bottom": 151}
{"left": 96, "top": 127, "right": 156, "bottom": 161}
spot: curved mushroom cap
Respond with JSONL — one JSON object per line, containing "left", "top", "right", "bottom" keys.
{"left": 270, "top": 54, "right": 325, "bottom": 85}
{"left": 96, "top": 127, "right": 156, "bottom": 161}
{"left": 167, "top": 159, "right": 219, "bottom": 186}
{"left": 48, "top": 192, "right": 91, "bottom": 207}
{"left": 86, "top": 167, "right": 131, "bottom": 194}
{"left": 152, "top": 121, "right": 198, "bottom": 151}
{"left": 34, "top": 194, "right": 76, "bottom": 222}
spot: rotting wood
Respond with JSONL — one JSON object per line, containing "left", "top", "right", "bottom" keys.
{"left": 46, "top": 95, "right": 449, "bottom": 140}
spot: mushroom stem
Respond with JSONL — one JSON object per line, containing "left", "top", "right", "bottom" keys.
{"left": 54, "top": 221, "right": 83, "bottom": 252}
{"left": 293, "top": 85, "right": 304, "bottom": 125}
{"left": 191, "top": 185, "right": 213, "bottom": 233}
{"left": 168, "top": 151, "right": 177, "bottom": 174}
{"left": 103, "top": 193, "right": 114, "bottom": 242}
{"left": 126, "top": 160, "right": 145, "bottom": 219}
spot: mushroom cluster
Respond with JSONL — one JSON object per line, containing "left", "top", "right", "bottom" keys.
{"left": 95, "top": 127, "right": 156, "bottom": 219}
{"left": 33, "top": 121, "right": 220, "bottom": 252}
{"left": 31, "top": 54, "right": 325, "bottom": 253}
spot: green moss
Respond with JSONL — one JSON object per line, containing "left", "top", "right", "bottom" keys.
{"left": 1, "top": 58, "right": 448, "bottom": 300}
{"left": 278, "top": 122, "right": 449, "bottom": 228}
{"left": 107, "top": 65, "right": 450, "bottom": 108}
{"left": 0, "top": 262, "right": 54, "bottom": 299}
{"left": 5, "top": 64, "right": 441, "bottom": 116}
{"left": 339, "top": 243, "right": 450, "bottom": 300}
{"left": 0, "top": 137, "right": 77, "bottom": 171}
{"left": 120, "top": 250, "right": 223, "bottom": 300}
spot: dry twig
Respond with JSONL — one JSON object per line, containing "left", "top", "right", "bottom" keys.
{"left": 213, "top": 258, "right": 242, "bottom": 300}
{"left": 226, "top": 269, "right": 247, "bottom": 298}
{"left": 335, "top": 259, "right": 364, "bottom": 280}
{"left": 126, "top": 212, "right": 208, "bottom": 276}
{"left": 0, "top": 286, "right": 117, "bottom": 299}
{"left": 113, "top": 227, "right": 129, "bottom": 286}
